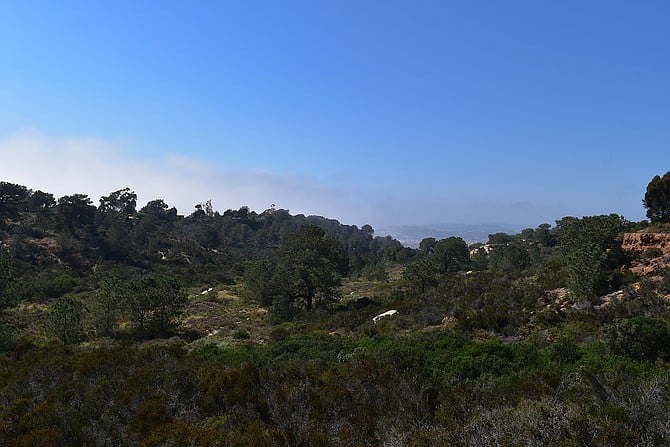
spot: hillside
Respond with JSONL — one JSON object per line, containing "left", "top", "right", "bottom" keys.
{"left": 1, "top": 181, "right": 670, "bottom": 446}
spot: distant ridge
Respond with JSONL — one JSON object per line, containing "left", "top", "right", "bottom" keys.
{"left": 375, "top": 223, "right": 525, "bottom": 247}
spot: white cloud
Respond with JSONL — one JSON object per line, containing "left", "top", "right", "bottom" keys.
{"left": 0, "top": 129, "right": 375, "bottom": 225}
{"left": 3, "top": 129, "right": 603, "bottom": 230}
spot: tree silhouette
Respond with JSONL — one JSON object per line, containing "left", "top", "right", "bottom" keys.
{"left": 643, "top": 172, "right": 670, "bottom": 223}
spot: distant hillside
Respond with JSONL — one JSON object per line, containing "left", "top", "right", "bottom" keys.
{"left": 0, "top": 181, "right": 413, "bottom": 294}
{"left": 376, "top": 222, "right": 525, "bottom": 247}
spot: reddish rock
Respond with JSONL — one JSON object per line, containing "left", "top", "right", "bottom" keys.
{"left": 622, "top": 233, "right": 670, "bottom": 255}
{"left": 622, "top": 232, "right": 670, "bottom": 276}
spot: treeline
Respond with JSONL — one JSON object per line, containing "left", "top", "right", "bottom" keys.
{"left": 0, "top": 181, "right": 409, "bottom": 298}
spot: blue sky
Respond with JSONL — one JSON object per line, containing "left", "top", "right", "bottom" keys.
{"left": 1, "top": 1, "right": 669, "bottom": 228}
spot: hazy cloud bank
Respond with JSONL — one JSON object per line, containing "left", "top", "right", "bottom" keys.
{"left": 2, "top": 130, "right": 636, "bottom": 229}
{"left": 0, "top": 130, "right": 375, "bottom": 225}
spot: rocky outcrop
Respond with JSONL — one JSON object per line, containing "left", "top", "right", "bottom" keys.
{"left": 622, "top": 232, "right": 670, "bottom": 276}
{"left": 622, "top": 233, "right": 670, "bottom": 255}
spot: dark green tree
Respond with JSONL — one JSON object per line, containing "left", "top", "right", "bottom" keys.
{"left": 375, "top": 236, "right": 413, "bottom": 262}
{"left": 56, "top": 194, "right": 96, "bottom": 232}
{"left": 488, "top": 243, "right": 530, "bottom": 275}
{"left": 487, "top": 232, "right": 514, "bottom": 244}
{"left": 126, "top": 274, "right": 187, "bottom": 337}
{"left": 242, "top": 259, "right": 278, "bottom": 307}
{"left": 27, "top": 190, "right": 57, "bottom": 229}
{"left": 419, "top": 237, "right": 437, "bottom": 255}
{"left": 0, "top": 252, "right": 14, "bottom": 311}
{"left": 91, "top": 278, "right": 125, "bottom": 337}
{"left": 99, "top": 187, "right": 137, "bottom": 215}
{"left": 246, "top": 226, "right": 348, "bottom": 316}
{"left": 135, "top": 199, "right": 178, "bottom": 253}
{"left": 534, "top": 223, "right": 556, "bottom": 247}
{"left": 643, "top": 171, "right": 670, "bottom": 223}
{"left": 361, "top": 224, "right": 374, "bottom": 238}
{"left": 605, "top": 317, "right": 670, "bottom": 360}
{"left": 0, "top": 182, "right": 30, "bottom": 223}
{"left": 556, "top": 214, "right": 627, "bottom": 298}
{"left": 27, "top": 190, "right": 56, "bottom": 211}
{"left": 276, "top": 225, "right": 348, "bottom": 311}
{"left": 50, "top": 296, "right": 85, "bottom": 346}
{"left": 48, "top": 273, "right": 77, "bottom": 298}
{"left": 97, "top": 189, "right": 139, "bottom": 259}
{"left": 0, "top": 252, "right": 17, "bottom": 350}
{"left": 449, "top": 272, "right": 540, "bottom": 334}
{"left": 565, "top": 243, "right": 607, "bottom": 299}
{"left": 556, "top": 214, "right": 626, "bottom": 253}
{"left": 402, "top": 258, "right": 439, "bottom": 294}
{"left": 139, "top": 199, "right": 177, "bottom": 219}
{"left": 432, "top": 237, "right": 470, "bottom": 273}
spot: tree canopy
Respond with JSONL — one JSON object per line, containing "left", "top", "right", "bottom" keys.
{"left": 643, "top": 172, "right": 670, "bottom": 223}
{"left": 556, "top": 214, "right": 627, "bottom": 298}
{"left": 126, "top": 274, "right": 187, "bottom": 337}
{"left": 432, "top": 237, "right": 470, "bottom": 273}
{"left": 244, "top": 225, "right": 348, "bottom": 317}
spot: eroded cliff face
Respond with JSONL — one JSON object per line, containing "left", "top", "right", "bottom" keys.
{"left": 622, "top": 233, "right": 670, "bottom": 255}
{"left": 622, "top": 232, "right": 670, "bottom": 276}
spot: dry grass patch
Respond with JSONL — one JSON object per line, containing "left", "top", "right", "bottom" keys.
{"left": 182, "top": 285, "right": 272, "bottom": 347}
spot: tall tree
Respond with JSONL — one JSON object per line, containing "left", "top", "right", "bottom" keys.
{"left": 556, "top": 214, "right": 626, "bottom": 253}
{"left": 556, "top": 214, "right": 627, "bottom": 298}
{"left": 0, "top": 182, "right": 30, "bottom": 223}
{"left": 0, "top": 252, "right": 13, "bottom": 311}
{"left": 402, "top": 258, "right": 439, "bottom": 294}
{"left": 99, "top": 187, "right": 137, "bottom": 215}
{"left": 565, "top": 243, "right": 607, "bottom": 299}
{"left": 276, "top": 225, "right": 348, "bottom": 311}
{"left": 27, "top": 190, "right": 56, "bottom": 212}
{"left": 0, "top": 252, "right": 17, "bottom": 350}
{"left": 91, "top": 278, "right": 125, "bottom": 337}
{"left": 98, "top": 188, "right": 138, "bottom": 258}
{"left": 27, "top": 190, "right": 56, "bottom": 229}
{"left": 50, "top": 296, "right": 85, "bottom": 346}
{"left": 125, "top": 274, "right": 187, "bottom": 337}
{"left": 139, "top": 199, "right": 177, "bottom": 219}
{"left": 56, "top": 194, "right": 96, "bottom": 232}
{"left": 419, "top": 237, "right": 437, "bottom": 255}
{"left": 242, "top": 259, "right": 277, "bottom": 307}
{"left": 245, "top": 226, "right": 348, "bottom": 316}
{"left": 488, "top": 243, "right": 530, "bottom": 275}
{"left": 643, "top": 172, "right": 670, "bottom": 223}
{"left": 432, "top": 237, "right": 470, "bottom": 273}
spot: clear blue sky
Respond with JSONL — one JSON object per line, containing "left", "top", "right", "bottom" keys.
{"left": 1, "top": 1, "right": 668, "bottom": 228}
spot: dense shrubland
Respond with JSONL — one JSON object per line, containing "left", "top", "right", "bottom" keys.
{"left": 1, "top": 177, "right": 670, "bottom": 446}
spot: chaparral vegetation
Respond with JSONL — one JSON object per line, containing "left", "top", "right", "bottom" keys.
{"left": 1, "top": 173, "right": 669, "bottom": 446}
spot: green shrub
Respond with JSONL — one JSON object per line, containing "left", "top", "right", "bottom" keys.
{"left": 50, "top": 296, "right": 85, "bottom": 345}
{"left": 48, "top": 273, "right": 76, "bottom": 298}
{"left": 548, "top": 336, "right": 582, "bottom": 365}
{"left": 232, "top": 329, "right": 250, "bottom": 340}
{"left": 621, "top": 268, "right": 639, "bottom": 285}
{"left": 604, "top": 317, "right": 670, "bottom": 360}
{"left": 643, "top": 247, "right": 663, "bottom": 259}
{"left": 661, "top": 270, "right": 670, "bottom": 294}
{"left": 0, "top": 319, "right": 17, "bottom": 351}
